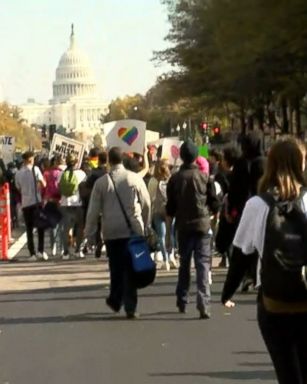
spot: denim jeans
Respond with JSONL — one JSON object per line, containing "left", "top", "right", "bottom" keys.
{"left": 257, "top": 298, "right": 307, "bottom": 384}
{"left": 176, "top": 232, "right": 211, "bottom": 312}
{"left": 22, "top": 204, "right": 45, "bottom": 255}
{"left": 153, "top": 214, "right": 169, "bottom": 262}
{"left": 60, "top": 206, "right": 83, "bottom": 254}
{"left": 105, "top": 238, "right": 137, "bottom": 314}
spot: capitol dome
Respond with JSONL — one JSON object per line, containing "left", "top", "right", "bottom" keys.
{"left": 52, "top": 25, "right": 97, "bottom": 103}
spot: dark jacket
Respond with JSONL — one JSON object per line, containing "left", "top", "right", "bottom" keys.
{"left": 166, "top": 163, "right": 220, "bottom": 234}
{"left": 228, "top": 132, "right": 266, "bottom": 220}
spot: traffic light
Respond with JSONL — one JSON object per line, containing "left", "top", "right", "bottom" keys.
{"left": 212, "top": 126, "right": 221, "bottom": 136}
{"left": 200, "top": 122, "right": 208, "bottom": 131}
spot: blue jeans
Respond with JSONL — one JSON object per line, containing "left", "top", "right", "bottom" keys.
{"left": 176, "top": 232, "right": 211, "bottom": 312}
{"left": 153, "top": 214, "right": 169, "bottom": 262}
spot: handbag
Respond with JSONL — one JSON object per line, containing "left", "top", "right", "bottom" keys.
{"left": 109, "top": 173, "right": 156, "bottom": 289}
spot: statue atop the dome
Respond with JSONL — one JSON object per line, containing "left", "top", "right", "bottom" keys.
{"left": 70, "top": 23, "right": 75, "bottom": 49}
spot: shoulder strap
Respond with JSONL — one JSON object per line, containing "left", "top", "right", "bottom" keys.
{"left": 259, "top": 192, "right": 276, "bottom": 208}
{"left": 109, "top": 173, "right": 132, "bottom": 232}
{"left": 32, "top": 166, "right": 40, "bottom": 204}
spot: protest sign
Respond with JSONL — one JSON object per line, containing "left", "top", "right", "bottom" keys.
{"left": 49, "top": 133, "right": 85, "bottom": 168}
{"left": 104, "top": 120, "right": 146, "bottom": 155}
{"left": 0, "top": 136, "right": 15, "bottom": 165}
{"left": 198, "top": 145, "right": 209, "bottom": 159}
{"left": 161, "top": 138, "right": 183, "bottom": 166}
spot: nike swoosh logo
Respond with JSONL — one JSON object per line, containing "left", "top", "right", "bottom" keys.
{"left": 135, "top": 251, "right": 145, "bottom": 258}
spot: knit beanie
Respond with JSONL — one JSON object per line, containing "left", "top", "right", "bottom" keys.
{"left": 180, "top": 139, "right": 199, "bottom": 164}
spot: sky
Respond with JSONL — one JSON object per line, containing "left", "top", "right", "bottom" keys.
{"left": 0, "top": 0, "right": 171, "bottom": 105}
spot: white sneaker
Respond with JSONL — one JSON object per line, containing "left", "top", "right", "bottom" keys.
{"left": 62, "top": 253, "right": 70, "bottom": 261}
{"left": 51, "top": 244, "right": 57, "bottom": 257}
{"left": 155, "top": 251, "right": 163, "bottom": 262}
{"left": 28, "top": 254, "right": 38, "bottom": 262}
{"left": 162, "top": 261, "right": 170, "bottom": 271}
{"left": 209, "top": 271, "right": 212, "bottom": 285}
{"left": 78, "top": 251, "right": 85, "bottom": 259}
{"left": 37, "top": 252, "right": 49, "bottom": 261}
{"left": 169, "top": 257, "right": 178, "bottom": 269}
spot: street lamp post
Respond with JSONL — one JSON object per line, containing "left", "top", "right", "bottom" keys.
{"left": 176, "top": 124, "right": 180, "bottom": 138}
{"left": 182, "top": 121, "right": 187, "bottom": 140}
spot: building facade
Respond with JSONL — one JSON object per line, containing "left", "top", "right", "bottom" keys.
{"left": 20, "top": 25, "right": 108, "bottom": 138}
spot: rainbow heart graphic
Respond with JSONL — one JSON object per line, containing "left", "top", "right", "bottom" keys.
{"left": 117, "top": 126, "right": 139, "bottom": 145}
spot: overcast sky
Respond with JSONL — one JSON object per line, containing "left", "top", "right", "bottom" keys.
{"left": 0, "top": 0, "right": 171, "bottom": 104}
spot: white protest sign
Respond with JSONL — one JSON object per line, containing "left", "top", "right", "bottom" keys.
{"left": 104, "top": 119, "right": 146, "bottom": 155}
{"left": 49, "top": 133, "right": 85, "bottom": 168}
{"left": 145, "top": 129, "right": 160, "bottom": 144}
{"left": 161, "top": 138, "right": 183, "bottom": 166}
{"left": 0, "top": 136, "right": 15, "bottom": 165}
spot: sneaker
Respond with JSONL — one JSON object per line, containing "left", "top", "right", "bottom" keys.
{"left": 177, "top": 303, "right": 186, "bottom": 314}
{"left": 28, "top": 254, "right": 38, "bottom": 262}
{"left": 37, "top": 252, "right": 49, "bottom": 261}
{"left": 51, "top": 243, "right": 57, "bottom": 257}
{"left": 209, "top": 271, "right": 212, "bottom": 285}
{"left": 163, "top": 261, "right": 171, "bottom": 271}
{"left": 126, "top": 312, "right": 140, "bottom": 320}
{"left": 62, "top": 253, "right": 70, "bottom": 261}
{"left": 77, "top": 250, "right": 85, "bottom": 259}
{"left": 199, "top": 308, "right": 211, "bottom": 320}
{"left": 169, "top": 257, "right": 178, "bottom": 269}
{"left": 106, "top": 298, "right": 120, "bottom": 313}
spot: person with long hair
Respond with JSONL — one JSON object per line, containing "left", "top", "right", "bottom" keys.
{"left": 221, "top": 137, "right": 307, "bottom": 383}
{"left": 148, "top": 160, "right": 177, "bottom": 270}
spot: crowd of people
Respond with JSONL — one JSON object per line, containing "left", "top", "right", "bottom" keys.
{"left": 1, "top": 132, "right": 307, "bottom": 382}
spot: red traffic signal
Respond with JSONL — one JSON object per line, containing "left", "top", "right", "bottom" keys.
{"left": 212, "top": 126, "right": 221, "bottom": 135}
{"left": 200, "top": 122, "right": 208, "bottom": 130}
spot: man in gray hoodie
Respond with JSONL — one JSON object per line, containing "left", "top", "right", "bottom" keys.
{"left": 85, "top": 147, "right": 151, "bottom": 319}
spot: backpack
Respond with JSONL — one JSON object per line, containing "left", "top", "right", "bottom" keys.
{"left": 59, "top": 169, "right": 79, "bottom": 197}
{"left": 260, "top": 191, "right": 307, "bottom": 302}
{"left": 45, "top": 169, "right": 61, "bottom": 200}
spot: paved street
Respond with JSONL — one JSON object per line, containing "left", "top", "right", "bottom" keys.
{"left": 0, "top": 255, "right": 275, "bottom": 384}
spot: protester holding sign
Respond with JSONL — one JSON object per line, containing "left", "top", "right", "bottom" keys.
{"left": 15, "top": 151, "right": 48, "bottom": 261}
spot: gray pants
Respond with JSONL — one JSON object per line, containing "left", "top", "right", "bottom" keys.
{"left": 176, "top": 232, "right": 211, "bottom": 311}
{"left": 60, "top": 206, "right": 84, "bottom": 255}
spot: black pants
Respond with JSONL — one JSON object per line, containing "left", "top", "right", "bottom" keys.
{"left": 257, "top": 299, "right": 307, "bottom": 384}
{"left": 22, "top": 205, "right": 45, "bottom": 255}
{"left": 105, "top": 238, "right": 137, "bottom": 314}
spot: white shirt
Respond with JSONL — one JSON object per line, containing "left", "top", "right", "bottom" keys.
{"left": 59, "top": 169, "right": 86, "bottom": 207}
{"left": 15, "top": 165, "right": 45, "bottom": 208}
{"left": 233, "top": 193, "right": 307, "bottom": 285}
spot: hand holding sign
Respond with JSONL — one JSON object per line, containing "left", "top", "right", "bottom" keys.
{"left": 105, "top": 120, "right": 146, "bottom": 155}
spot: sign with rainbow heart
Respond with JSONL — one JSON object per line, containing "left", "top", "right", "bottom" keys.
{"left": 104, "top": 119, "right": 146, "bottom": 155}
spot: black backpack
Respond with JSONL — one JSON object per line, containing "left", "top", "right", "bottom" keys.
{"left": 260, "top": 191, "right": 307, "bottom": 302}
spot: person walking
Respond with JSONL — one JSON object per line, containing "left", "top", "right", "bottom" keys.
{"left": 148, "top": 159, "right": 177, "bottom": 271}
{"left": 85, "top": 147, "right": 151, "bottom": 319}
{"left": 59, "top": 154, "right": 86, "bottom": 260}
{"left": 166, "top": 139, "right": 220, "bottom": 319}
{"left": 43, "top": 155, "right": 62, "bottom": 257}
{"left": 15, "top": 151, "right": 48, "bottom": 261}
{"left": 221, "top": 137, "right": 307, "bottom": 384}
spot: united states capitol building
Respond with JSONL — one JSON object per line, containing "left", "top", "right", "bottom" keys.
{"left": 20, "top": 25, "right": 108, "bottom": 139}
